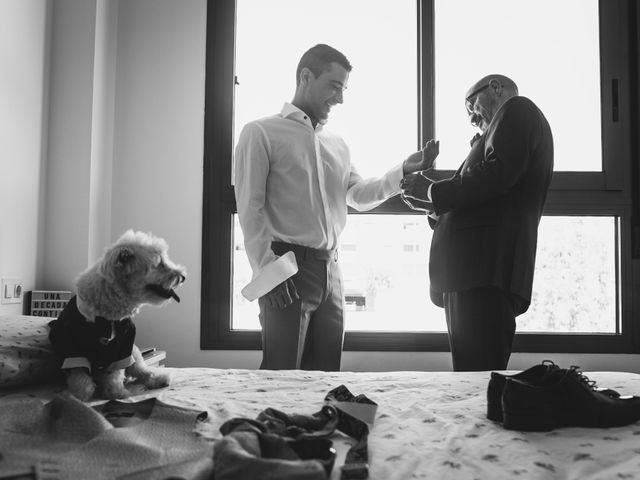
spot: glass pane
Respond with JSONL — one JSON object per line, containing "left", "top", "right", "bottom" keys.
{"left": 234, "top": 0, "right": 417, "bottom": 181}
{"left": 232, "top": 214, "right": 444, "bottom": 331}
{"left": 233, "top": 215, "right": 618, "bottom": 334}
{"left": 232, "top": 0, "right": 418, "bottom": 329}
{"left": 233, "top": 215, "right": 259, "bottom": 330}
{"left": 519, "top": 216, "right": 618, "bottom": 333}
{"left": 340, "top": 215, "right": 443, "bottom": 331}
{"left": 343, "top": 216, "right": 618, "bottom": 333}
{"left": 434, "top": 0, "right": 602, "bottom": 172}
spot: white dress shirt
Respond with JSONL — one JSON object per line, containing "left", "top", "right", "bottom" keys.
{"left": 235, "top": 103, "right": 403, "bottom": 278}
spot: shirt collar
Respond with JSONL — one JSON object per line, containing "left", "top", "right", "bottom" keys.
{"left": 281, "top": 102, "right": 323, "bottom": 131}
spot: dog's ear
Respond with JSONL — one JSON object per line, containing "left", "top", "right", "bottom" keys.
{"left": 115, "top": 247, "right": 136, "bottom": 272}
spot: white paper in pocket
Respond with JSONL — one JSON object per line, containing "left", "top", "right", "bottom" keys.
{"left": 241, "top": 251, "right": 299, "bottom": 301}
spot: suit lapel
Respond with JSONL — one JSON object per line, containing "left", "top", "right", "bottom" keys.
{"left": 461, "top": 134, "right": 486, "bottom": 174}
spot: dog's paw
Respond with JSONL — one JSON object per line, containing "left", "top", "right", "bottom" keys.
{"left": 100, "top": 383, "right": 131, "bottom": 399}
{"left": 66, "top": 369, "right": 96, "bottom": 402}
{"left": 69, "top": 384, "right": 96, "bottom": 402}
{"left": 141, "top": 370, "right": 171, "bottom": 390}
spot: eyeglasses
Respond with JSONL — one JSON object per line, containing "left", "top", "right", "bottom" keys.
{"left": 465, "top": 84, "right": 491, "bottom": 114}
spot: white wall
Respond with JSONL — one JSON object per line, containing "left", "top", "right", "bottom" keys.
{"left": 0, "top": 0, "right": 49, "bottom": 315}
{"left": 8, "top": 0, "right": 640, "bottom": 372}
{"left": 109, "top": 0, "right": 208, "bottom": 367}
{"left": 43, "top": 0, "right": 94, "bottom": 289}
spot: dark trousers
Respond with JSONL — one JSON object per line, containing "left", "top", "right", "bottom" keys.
{"left": 257, "top": 242, "right": 345, "bottom": 371}
{"left": 444, "top": 286, "right": 516, "bottom": 372}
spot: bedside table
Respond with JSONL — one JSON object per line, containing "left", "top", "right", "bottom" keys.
{"left": 141, "top": 348, "right": 166, "bottom": 367}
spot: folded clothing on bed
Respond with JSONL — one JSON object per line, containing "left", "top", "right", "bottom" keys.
{"left": 214, "top": 384, "right": 377, "bottom": 480}
{"left": 0, "top": 394, "right": 213, "bottom": 479}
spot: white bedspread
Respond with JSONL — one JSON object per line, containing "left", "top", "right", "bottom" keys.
{"left": 4, "top": 368, "right": 640, "bottom": 479}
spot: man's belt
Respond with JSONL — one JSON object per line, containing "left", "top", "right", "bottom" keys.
{"left": 272, "top": 241, "right": 337, "bottom": 261}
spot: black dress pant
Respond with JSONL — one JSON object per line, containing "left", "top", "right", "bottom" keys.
{"left": 258, "top": 242, "right": 344, "bottom": 371}
{"left": 444, "top": 286, "right": 516, "bottom": 372}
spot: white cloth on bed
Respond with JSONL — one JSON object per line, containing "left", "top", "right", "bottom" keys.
{"left": 169, "top": 369, "right": 640, "bottom": 480}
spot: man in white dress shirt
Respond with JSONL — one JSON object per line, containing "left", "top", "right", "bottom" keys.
{"left": 235, "top": 44, "right": 437, "bottom": 370}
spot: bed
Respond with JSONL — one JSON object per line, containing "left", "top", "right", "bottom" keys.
{"left": 2, "top": 315, "right": 640, "bottom": 479}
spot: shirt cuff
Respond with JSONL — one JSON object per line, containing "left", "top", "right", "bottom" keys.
{"left": 61, "top": 356, "right": 92, "bottom": 371}
{"left": 242, "top": 251, "right": 299, "bottom": 301}
{"left": 427, "top": 183, "right": 433, "bottom": 202}
{"left": 387, "top": 163, "right": 404, "bottom": 194}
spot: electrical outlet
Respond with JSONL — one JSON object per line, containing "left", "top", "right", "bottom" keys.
{"left": 1, "top": 278, "right": 24, "bottom": 304}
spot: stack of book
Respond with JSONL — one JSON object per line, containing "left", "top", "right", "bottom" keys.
{"left": 141, "top": 347, "right": 166, "bottom": 367}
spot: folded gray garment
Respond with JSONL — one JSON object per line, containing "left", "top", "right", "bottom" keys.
{"left": 0, "top": 394, "right": 213, "bottom": 479}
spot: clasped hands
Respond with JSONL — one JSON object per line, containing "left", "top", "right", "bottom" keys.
{"left": 400, "top": 139, "right": 439, "bottom": 212}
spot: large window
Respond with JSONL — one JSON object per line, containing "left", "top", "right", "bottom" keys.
{"left": 202, "top": 0, "right": 639, "bottom": 353}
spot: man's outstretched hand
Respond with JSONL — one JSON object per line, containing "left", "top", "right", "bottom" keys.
{"left": 402, "top": 139, "right": 439, "bottom": 175}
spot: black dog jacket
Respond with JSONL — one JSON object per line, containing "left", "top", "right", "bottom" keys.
{"left": 48, "top": 296, "right": 136, "bottom": 372}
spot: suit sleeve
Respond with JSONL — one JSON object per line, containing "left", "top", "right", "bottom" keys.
{"left": 431, "top": 97, "right": 540, "bottom": 215}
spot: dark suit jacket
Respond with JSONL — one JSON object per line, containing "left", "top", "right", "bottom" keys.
{"left": 429, "top": 96, "right": 553, "bottom": 315}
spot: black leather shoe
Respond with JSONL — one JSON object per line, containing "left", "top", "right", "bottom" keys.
{"left": 502, "top": 366, "right": 640, "bottom": 431}
{"left": 486, "top": 360, "right": 559, "bottom": 422}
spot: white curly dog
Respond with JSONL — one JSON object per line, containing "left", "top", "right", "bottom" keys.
{"left": 48, "top": 230, "right": 186, "bottom": 401}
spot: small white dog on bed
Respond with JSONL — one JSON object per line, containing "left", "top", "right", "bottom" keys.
{"left": 48, "top": 230, "right": 186, "bottom": 401}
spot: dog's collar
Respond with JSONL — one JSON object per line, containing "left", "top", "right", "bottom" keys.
{"left": 76, "top": 294, "right": 137, "bottom": 323}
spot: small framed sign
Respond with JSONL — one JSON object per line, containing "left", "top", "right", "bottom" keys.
{"left": 30, "top": 290, "right": 73, "bottom": 318}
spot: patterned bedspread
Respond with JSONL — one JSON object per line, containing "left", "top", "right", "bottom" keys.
{"left": 4, "top": 368, "right": 640, "bottom": 479}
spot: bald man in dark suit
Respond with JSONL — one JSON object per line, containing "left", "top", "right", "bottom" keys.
{"left": 401, "top": 74, "right": 554, "bottom": 371}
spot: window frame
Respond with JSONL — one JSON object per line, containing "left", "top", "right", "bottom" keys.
{"left": 201, "top": 0, "right": 640, "bottom": 353}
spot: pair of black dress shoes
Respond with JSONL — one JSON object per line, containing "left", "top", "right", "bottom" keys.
{"left": 486, "top": 360, "right": 640, "bottom": 431}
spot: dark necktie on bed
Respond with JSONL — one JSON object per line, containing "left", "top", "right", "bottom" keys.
{"left": 215, "top": 385, "right": 377, "bottom": 480}
{"left": 324, "top": 384, "right": 376, "bottom": 479}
